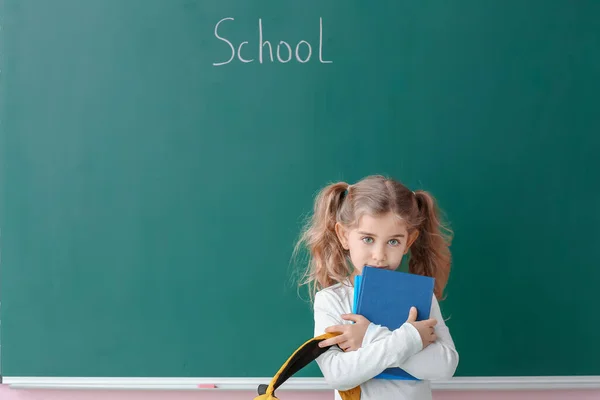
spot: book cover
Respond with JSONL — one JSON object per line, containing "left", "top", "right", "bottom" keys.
{"left": 353, "top": 266, "right": 434, "bottom": 380}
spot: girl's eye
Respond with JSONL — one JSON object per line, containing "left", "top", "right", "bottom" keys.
{"left": 362, "top": 237, "right": 374, "bottom": 244}
{"left": 389, "top": 239, "right": 400, "bottom": 246}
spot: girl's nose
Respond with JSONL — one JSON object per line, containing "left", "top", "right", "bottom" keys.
{"left": 372, "top": 247, "right": 386, "bottom": 264}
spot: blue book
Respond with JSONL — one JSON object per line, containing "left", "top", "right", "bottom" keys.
{"left": 353, "top": 266, "right": 435, "bottom": 380}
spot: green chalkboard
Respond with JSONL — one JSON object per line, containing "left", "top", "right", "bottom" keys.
{"left": 1, "top": 0, "right": 599, "bottom": 379}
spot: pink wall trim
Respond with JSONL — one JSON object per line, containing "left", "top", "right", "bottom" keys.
{"left": 2, "top": 386, "right": 600, "bottom": 400}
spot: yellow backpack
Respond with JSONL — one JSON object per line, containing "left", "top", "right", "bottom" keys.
{"left": 254, "top": 332, "right": 361, "bottom": 400}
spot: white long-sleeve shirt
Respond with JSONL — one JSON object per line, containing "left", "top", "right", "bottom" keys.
{"left": 313, "top": 280, "right": 459, "bottom": 400}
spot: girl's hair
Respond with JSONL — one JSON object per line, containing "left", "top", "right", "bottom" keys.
{"left": 293, "top": 175, "right": 453, "bottom": 301}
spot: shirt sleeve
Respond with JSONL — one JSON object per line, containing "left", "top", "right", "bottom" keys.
{"left": 360, "top": 295, "right": 459, "bottom": 380}
{"left": 399, "top": 295, "right": 459, "bottom": 380}
{"left": 313, "top": 289, "right": 423, "bottom": 391}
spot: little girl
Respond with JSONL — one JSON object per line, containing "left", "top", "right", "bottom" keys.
{"left": 294, "top": 175, "right": 459, "bottom": 400}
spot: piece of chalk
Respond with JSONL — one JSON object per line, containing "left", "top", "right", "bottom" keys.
{"left": 197, "top": 384, "right": 217, "bottom": 389}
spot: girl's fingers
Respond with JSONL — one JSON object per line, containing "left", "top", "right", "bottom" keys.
{"left": 318, "top": 334, "right": 345, "bottom": 348}
{"left": 325, "top": 325, "right": 346, "bottom": 333}
{"left": 338, "top": 341, "right": 350, "bottom": 351}
{"left": 341, "top": 314, "right": 367, "bottom": 324}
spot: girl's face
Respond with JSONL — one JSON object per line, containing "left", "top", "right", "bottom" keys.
{"left": 335, "top": 212, "right": 419, "bottom": 276}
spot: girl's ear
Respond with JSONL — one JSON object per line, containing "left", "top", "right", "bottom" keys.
{"left": 335, "top": 222, "right": 349, "bottom": 250}
{"left": 404, "top": 230, "right": 420, "bottom": 254}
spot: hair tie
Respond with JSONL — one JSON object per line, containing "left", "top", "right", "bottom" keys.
{"left": 343, "top": 185, "right": 352, "bottom": 198}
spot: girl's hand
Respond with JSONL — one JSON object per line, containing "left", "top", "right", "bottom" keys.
{"left": 406, "top": 306, "right": 438, "bottom": 349}
{"left": 318, "top": 314, "right": 371, "bottom": 352}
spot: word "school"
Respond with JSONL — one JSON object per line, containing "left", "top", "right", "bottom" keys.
{"left": 213, "top": 17, "right": 333, "bottom": 66}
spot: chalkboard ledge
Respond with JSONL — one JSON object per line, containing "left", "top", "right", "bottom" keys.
{"left": 2, "top": 376, "right": 600, "bottom": 391}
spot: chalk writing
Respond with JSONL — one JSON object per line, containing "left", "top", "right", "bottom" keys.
{"left": 213, "top": 17, "right": 332, "bottom": 66}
